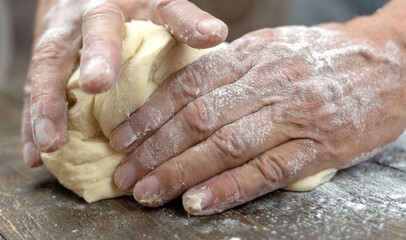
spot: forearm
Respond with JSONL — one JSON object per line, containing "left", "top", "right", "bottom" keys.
{"left": 345, "top": 0, "right": 406, "bottom": 51}
{"left": 379, "top": 0, "right": 406, "bottom": 22}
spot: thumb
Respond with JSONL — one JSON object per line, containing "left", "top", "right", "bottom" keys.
{"left": 149, "top": 0, "right": 228, "bottom": 48}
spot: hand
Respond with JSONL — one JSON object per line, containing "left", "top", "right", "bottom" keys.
{"left": 23, "top": 0, "right": 228, "bottom": 167}
{"left": 110, "top": 18, "right": 406, "bottom": 214}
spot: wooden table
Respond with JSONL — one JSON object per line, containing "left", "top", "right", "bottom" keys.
{"left": 1, "top": 84, "right": 405, "bottom": 240}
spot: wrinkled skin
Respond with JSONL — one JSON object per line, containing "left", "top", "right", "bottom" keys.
{"left": 23, "top": 0, "right": 227, "bottom": 166}
{"left": 25, "top": 0, "right": 406, "bottom": 215}
{"left": 110, "top": 14, "right": 406, "bottom": 214}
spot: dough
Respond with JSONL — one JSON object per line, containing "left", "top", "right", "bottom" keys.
{"left": 41, "top": 20, "right": 337, "bottom": 203}
{"left": 41, "top": 20, "right": 221, "bottom": 202}
{"left": 283, "top": 168, "right": 337, "bottom": 191}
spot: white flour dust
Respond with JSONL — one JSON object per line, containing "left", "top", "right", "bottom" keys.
{"left": 133, "top": 25, "right": 404, "bottom": 212}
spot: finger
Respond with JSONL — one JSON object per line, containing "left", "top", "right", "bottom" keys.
{"left": 148, "top": 0, "right": 228, "bottom": 48}
{"left": 22, "top": 65, "right": 42, "bottom": 167}
{"left": 129, "top": 105, "right": 303, "bottom": 207}
{"left": 110, "top": 46, "right": 252, "bottom": 152}
{"left": 30, "top": 28, "right": 80, "bottom": 152}
{"left": 79, "top": 1, "right": 125, "bottom": 93}
{"left": 183, "top": 139, "right": 329, "bottom": 215}
{"left": 113, "top": 67, "right": 284, "bottom": 191}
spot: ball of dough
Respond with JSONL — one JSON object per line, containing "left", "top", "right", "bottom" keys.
{"left": 41, "top": 20, "right": 222, "bottom": 203}
{"left": 41, "top": 20, "right": 337, "bottom": 203}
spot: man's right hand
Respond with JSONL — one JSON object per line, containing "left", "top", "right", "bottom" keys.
{"left": 23, "top": 0, "right": 228, "bottom": 167}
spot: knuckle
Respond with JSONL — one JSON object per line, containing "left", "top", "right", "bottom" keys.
{"left": 279, "top": 62, "right": 309, "bottom": 83}
{"left": 170, "top": 65, "right": 204, "bottom": 100}
{"left": 154, "top": 0, "right": 179, "bottom": 11}
{"left": 31, "top": 88, "right": 61, "bottom": 109}
{"left": 162, "top": 159, "right": 188, "bottom": 193}
{"left": 33, "top": 40, "right": 68, "bottom": 66}
{"left": 212, "top": 128, "right": 245, "bottom": 162}
{"left": 153, "top": 0, "right": 190, "bottom": 18}
{"left": 223, "top": 172, "right": 245, "bottom": 198}
{"left": 251, "top": 154, "right": 287, "bottom": 187}
{"left": 182, "top": 100, "right": 213, "bottom": 135}
{"left": 136, "top": 142, "right": 157, "bottom": 171}
{"left": 83, "top": 2, "right": 123, "bottom": 22}
{"left": 233, "top": 36, "right": 267, "bottom": 58}
{"left": 22, "top": 101, "right": 33, "bottom": 139}
{"left": 172, "top": 160, "right": 188, "bottom": 190}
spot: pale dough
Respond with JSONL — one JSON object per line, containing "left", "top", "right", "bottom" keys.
{"left": 41, "top": 20, "right": 337, "bottom": 203}
{"left": 41, "top": 20, "right": 220, "bottom": 202}
{"left": 283, "top": 168, "right": 337, "bottom": 192}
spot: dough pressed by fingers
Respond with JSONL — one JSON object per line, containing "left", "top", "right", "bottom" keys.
{"left": 40, "top": 20, "right": 222, "bottom": 202}
{"left": 41, "top": 20, "right": 336, "bottom": 203}
{"left": 283, "top": 168, "right": 337, "bottom": 192}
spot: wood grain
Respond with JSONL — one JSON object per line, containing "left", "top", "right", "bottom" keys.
{"left": 0, "top": 89, "right": 405, "bottom": 240}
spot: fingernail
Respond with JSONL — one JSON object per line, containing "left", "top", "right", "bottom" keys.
{"left": 134, "top": 175, "right": 161, "bottom": 205}
{"left": 183, "top": 186, "right": 212, "bottom": 214}
{"left": 197, "top": 19, "right": 225, "bottom": 36}
{"left": 23, "top": 142, "right": 40, "bottom": 167}
{"left": 80, "top": 57, "right": 113, "bottom": 88}
{"left": 110, "top": 121, "right": 136, "bottom": 151}
{"left": 114, "top": 161, "right": 137, "bottom": 192}
{"left": 33, "top": 118, "right": 59, "bottom": 151}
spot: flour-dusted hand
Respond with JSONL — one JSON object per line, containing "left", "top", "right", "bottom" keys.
{"left": 111, "top": 4, "right": 406, "bottom": 215}
{"left": 23, "top": 0, "right": 228, "bottom": 167}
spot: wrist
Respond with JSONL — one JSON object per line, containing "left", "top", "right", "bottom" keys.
{"left": 344, "top": 0, "right": 406, "bottom": 52}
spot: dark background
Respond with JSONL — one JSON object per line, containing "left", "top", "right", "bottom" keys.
{"left": 2, "top": 0, "right": 37, "bottom": 100}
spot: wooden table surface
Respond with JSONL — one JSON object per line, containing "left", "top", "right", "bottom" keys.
{"left": 0, "top": 83, "right": 406, "bottom": 240}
